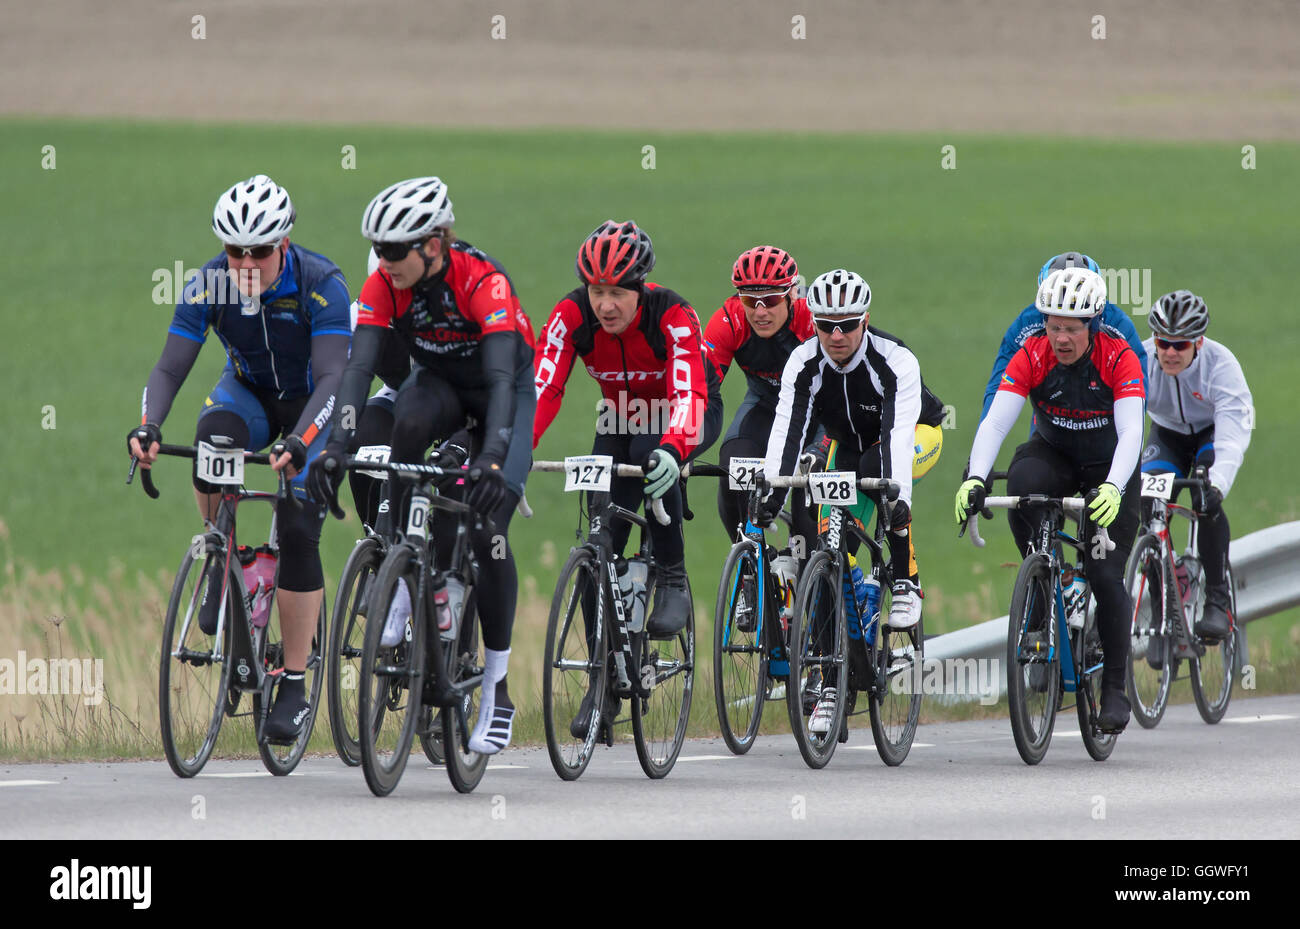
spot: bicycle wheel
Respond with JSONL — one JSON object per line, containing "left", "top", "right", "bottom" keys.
{"left": 543, "top": 547, "right": 607, "bottom": 780}
{"left": 1075, "top": 598, "right": 1117, "bottom": 761}
{"left": 1006, "top": 553, "right": 1058, "bottom": 765}
{"left": 1124, "top": 533, "right": 1172, "bottom": 729}
{"left": 419, "top": 706, "right": 445, "bottom": 765}
{"left": 257, "top": 596, "right": 327, "bottom": 775}
{"left": 442, "top": 585, "right": 489, "bottom": 793}
{"left": 327, "top": 536, "right": 382, "bottom": 766}
{"left": 785, "top": 550, "right": 847, "bottom": 770}
{"left": 868, "top": 580, "right": 923, "bottom": 766}
{"left": 632, "top": 571, "right": 695, "bottom": 779}
{"left": 1191, "top": 560, "right": 1237, "bottom": 724}
{"left": 713, "top": 541, "right": 766, "bottom": 755}
{"left": 159, "top": 545, "right": 234, "bottom": 778}
{"left": 357, "top": 546, "right": 425, "bottom": 797}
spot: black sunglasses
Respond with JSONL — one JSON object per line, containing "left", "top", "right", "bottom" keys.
{"left": 371, "top": 239, "right": 427, "bottom": 262}
{"left": 224, "top": 242, "right": 278, "bottom": 260}
{"left": 1155, "top": 337, "right": 1193, "bottom": 351}
{"left": 813, "top": 314, "right": 865, "bottom": 335}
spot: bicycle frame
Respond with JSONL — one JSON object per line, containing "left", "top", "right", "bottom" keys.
{"left": 1138, "top": 479, "right": 1215, "bottom": 656}
{"left": 581, "top": 494, "right": 656, "bottom": 697}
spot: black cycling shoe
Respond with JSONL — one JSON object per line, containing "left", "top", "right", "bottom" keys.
{"left": 570, "top": 680, "right": 620, "bottom": 738}
{"left": 264, "top": 675, "right": 309, "bottom": 743}
{"left": 734, "top": 574, "right": 757, "bottom": 634}
{"left": 1195, "top": 586, "right": 1232, "bottom": 640}
{"left": 198, "top": 562, "right": 224, "bottom": 635}
{"left": 1145, "top": 633, "right": 1166, "bottom": 670}
{"left": 1097, "top": 687, "right": 1131, "bottom": 733}
{"left": 646, "top": 561, "right": 691, "bottom": 638}
{"left": 1022, "top": 630, "right": 1050, "bottom": 693}
{"left": 801, "top": 667, "right": 823, "bottom": 717}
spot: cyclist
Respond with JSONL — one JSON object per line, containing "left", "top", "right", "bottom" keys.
{"left": 128, "top": 174, "right": 351, "bottom": 742}
{"left": 762, "top": 269, "right": 943, "bottom": 731}
{"left": 307, "top": 176, "right": 536, "bottom": 755}
{"left": 956, "top": 267, "right": 1145, "bottom": 732}
{"left": 534, "top": 220, "right": 723, "bottom": 732}
{"left": 980, "top": 251, "right": 1147, "bottom": 422}
{"left": 1139, "top": 290, "right": 1252, "bottom": 657}
{"left": 704, "top": 245, "right": 817, "bottom": 542}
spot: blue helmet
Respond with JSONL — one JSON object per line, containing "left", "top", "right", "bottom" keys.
{"left": 1037, "top": 251, "right": 1099, "bottom": 285}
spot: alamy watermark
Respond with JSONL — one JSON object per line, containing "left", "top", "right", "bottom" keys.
{"left": 890, "top": 657, "right": 1001, "bottom": 705}
{"left": 594, "top": 396, "right": 705, "bottom": 437}
{"left": 1098, "top": 267, "right": 1152, "bottom": 315}
{"left": 0, "top": 651, "right": 105, "bottom": 706}
{"left": 152, "top": 263, "right": 261, "bottom": 311}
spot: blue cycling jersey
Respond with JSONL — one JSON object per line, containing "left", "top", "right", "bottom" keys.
{"left": 169, "top": 244, "right": 351, "bottom": 398}
{"left": 980, "top": 302, "right": 1148, "bottom": 421}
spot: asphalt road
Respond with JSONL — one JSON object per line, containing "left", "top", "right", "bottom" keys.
{"left": 5, "top": 694, "right": 1298, "bottom": 840}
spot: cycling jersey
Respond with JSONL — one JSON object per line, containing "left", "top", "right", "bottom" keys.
{"left": 766, "top": 327, "right": 937, "bottom": 508}
{"left": 704, "top": 297, "right": 816, "bottom": 408}
{"left": 981, "top": 302, "right": 1147, "bottom": 420}
{"left": 1142, "top": 336, "right": 1253, "bottom": 496}
{"left": 165, "top": 244, "right": 351, "bottom": 398}
{"left": 533, "top": 283, "right": 719, "bottom": 462}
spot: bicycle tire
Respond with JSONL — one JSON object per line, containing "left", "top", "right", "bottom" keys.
{"left": 358, "top": 545, "right": 425, "bottom": 797}
{"left": 1006, "top": 553, "right": 1058, "bottom": 765}
{"left": 419, "top": 706, "right": 445, "bottom": 765}
{"left": 542, "top": 547, "right": 607, "bottom": 781}
{"left": 1124, "top": 533, "right": 1172, "bottom": 729}
{"left": 443, "top": 583, "right": 489, "bottom": 793}
{"left": 868, "top": 581, "right": 923, "bottom": 766}
{"left": 159, "top": 545, "right": 234, "bottom": 778}
{"left": 1191, "top": 560, "right": 1237, "bottom": 724}
{"left": 327, "top": 536, "right": 382, "bottom": 766}
{"left": 632, "top": 571, "right": 695, "bottom": 779}
{"left": 785, "top": 550, "right": 847, "bottom": 770}
{"left": 1075, "top": 593, "right": 1117, "bottom": 761}
{"left": 713, "top": 541, "right": 766, "bottom": 755}
{"left": 257, "top": 598, "right": 327, "bottom": 775}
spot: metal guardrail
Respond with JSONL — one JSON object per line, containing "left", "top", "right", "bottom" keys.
{"left": 924, "top": 521, "right": 1300, "bottom": 698}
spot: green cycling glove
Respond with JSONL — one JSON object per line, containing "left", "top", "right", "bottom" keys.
{"left": 1088, "top": 482, "right": 1122, "bottom": 528}
{"left": 955, "top": 477, "right": 987, "bottom": 525}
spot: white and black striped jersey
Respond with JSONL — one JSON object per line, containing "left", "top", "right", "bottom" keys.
{"left": 764, "top": 327, "right": 926, "bottom": 507}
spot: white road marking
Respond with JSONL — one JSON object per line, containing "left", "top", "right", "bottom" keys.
{"left": 843, "top": 743, "right": 934, "bottom": 750}
{"left": 0, "top": 780, "right": 58, "bottom": 787}
{"left": 675, "top": 755, "right": 734, "bottom": 762}
{"left": 198, "top": 771, "right": 303, "bottom": 778}
{"left": 1222, "top": 714, "right": 1297, "bottom": 724}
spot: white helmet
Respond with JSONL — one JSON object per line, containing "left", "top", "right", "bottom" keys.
{"left": 361, "top": 176, "right": 455, "bottom": 242}
{"left": 1036, "top": 267, "right": 1107, "bottom": 319}
{"left": 211, "top": 174, "right": 295, "bottom": 247}
{"left": 807, "top": 269, "right": 872, "bottom": 317}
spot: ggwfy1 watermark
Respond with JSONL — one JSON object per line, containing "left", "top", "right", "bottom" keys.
{"left": 890, "top": 657, "right": 1001, "bottom": 705}
{"left": 0, "top": 651, "right": 105, "bottom": 706}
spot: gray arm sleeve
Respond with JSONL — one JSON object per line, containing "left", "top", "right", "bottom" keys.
{"left": 141, "top": 333, "right": 204, "bottom": 426}
{"left": 291, "top": 333, "right": 351, "bottom": 440}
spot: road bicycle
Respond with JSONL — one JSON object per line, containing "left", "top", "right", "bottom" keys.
{"left": 1125, "top": 470, "right": 1239, "bottom": 727}
{"left": 965, "top": 486, "right": 1118, "bottom": 764}
{"left": 775, "top": 471, "right": 922, "bottom": 769}
{"left": 128, "top": 439, "right": 326, "bottom": 777}
{"left": 346, "top": 456, "right": 491, "bottom": 796}
{"left": 536, "top": 458, "right": 693, "bottom": 780}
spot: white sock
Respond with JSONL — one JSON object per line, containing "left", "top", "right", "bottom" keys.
{"left": 470, "top": 648, "right": 514, "bottom": 754}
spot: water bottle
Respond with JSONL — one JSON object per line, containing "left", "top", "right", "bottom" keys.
{"left": 617, "top": 558, "right": 649, "bottom": 633}
{"left": 431, "top": 574, "right": 452, "bottom": 636}
{"left": 860, "top": 575, "right": 881, "bottom": 647}
{"left": 1178, "top": 559, "right": 1200, "bottom": 621}
{"left": 239, "top": 545, "right": 277, "bottom": 629}
{"left": 441, "top": 574, "right": 465, "bottom": 641}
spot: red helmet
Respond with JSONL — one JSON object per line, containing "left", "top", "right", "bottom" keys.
{"left": 576, "top": 220, "right": 656, "bottom": 287}
{"left": 732, "top": 245, "right": 798, "bottom": 290}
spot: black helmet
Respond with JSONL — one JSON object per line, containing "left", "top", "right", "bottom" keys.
{"left": 1149, "top": 290, "right": 1209, "bottom": 339}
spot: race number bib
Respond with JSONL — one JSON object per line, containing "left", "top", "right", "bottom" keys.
{"left": 1141, "top": 472, "right": 1174, "bottom": 500}
{"left": 564, "top": 455, "right": 613, "bottom": 492}
{"left": 355, "top": 444, "right": 391, "bottom": 480}
{"left": 406, "top": 494, "right": 430, "bottom": 539}
{"left": 195, "top": 441, "right": 244, "bottom": 486}
{"left": 808, "top": 471, "right": 858, "bottom": 506}
{"left": 727, "top": 457, "right": 764, "bottom": 490}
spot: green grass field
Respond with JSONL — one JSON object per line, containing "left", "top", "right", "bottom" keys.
{"left": 3, "top": 118, "right": 1298, "bottom": 756}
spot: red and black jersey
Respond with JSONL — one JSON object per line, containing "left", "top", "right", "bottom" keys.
{"left": 999, "top": 331, "right": 1145, "bottom": 464}
{"left": 704, "top": 297, "right": 816, "bottom": 408}
{"left": 534, "top": 283, "right": 720, "bottom": 461}
{"left": 355, "top": 240, "right": 534, "bottom": 382}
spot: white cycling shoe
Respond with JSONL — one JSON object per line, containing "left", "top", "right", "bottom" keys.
{"left": 809, "top": 687, "right": 837, "bottom": 734}
{"left": 469, "top": 684, "right": 515, "bottom": 755}
{"left": 380, "top": 582, "right": 412, "bottom": 647}
{"left": 888, "top": 580, "right": 923, "bottom": 629}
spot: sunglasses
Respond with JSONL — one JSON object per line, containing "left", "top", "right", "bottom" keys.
{"left": 813, "top": 314, "right": 865, "bottom": 335}
{"left": 1155, "top": 337, "right": 1193, "bottom": 351}
{"left": 737, "top": 289, "right": 789, "bottom": 309}
{"left": 224, "top": 242, "right": 279, "bottom": 260}
{"left": 371, "top": 239, "right": 426, "bottom": 262}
